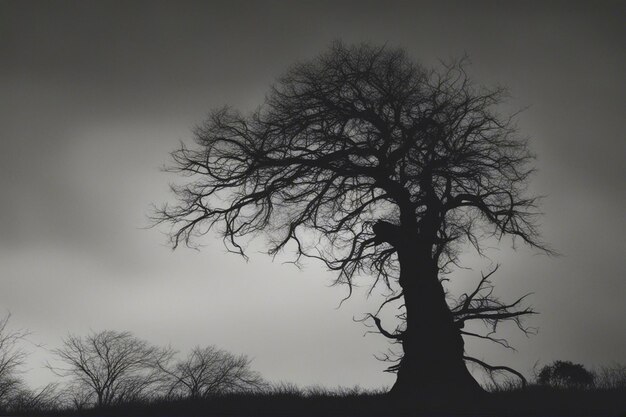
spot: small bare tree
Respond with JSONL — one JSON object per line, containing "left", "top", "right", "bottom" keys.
{"left": 0, "top": 313, "right": 28, "bottom": 409}
{"left": 0, "top": 313, "right": 62, "bottom": 413}
{"left": 49, "top": 330, "right": 174, "bottom": 407}
{"left": 161, "top": 346, "right": 265, "bottom": 398}
{"left": 61, "top": 381, "right": 94, "bottom": 411}
{"left": 8, "top": 383, "right": 63, "bottom": 413}
{"left": 594, "top": 363, "right": 626, "bottom": 390}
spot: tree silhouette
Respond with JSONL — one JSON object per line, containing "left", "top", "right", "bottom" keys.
{"left": 0, "top": 314, "right": 62, "bottom": 413}
{"left": 159, "top": 346, "right": 265, "bottom": 399}
{"left": 0, "top": 313, "right": 28, "bottom": 410}
{"left": 537, "top": 361, "right": 595, "bottom": 389}
{"left": 49, "top": 330, "right": 174, "bottom": 407}
{"left": 155, "top": 42, "right": 550, "bottom": 397}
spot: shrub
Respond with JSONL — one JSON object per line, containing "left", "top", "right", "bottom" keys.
{"left": 537, "top": 360, "right": 595, "bottom": 389}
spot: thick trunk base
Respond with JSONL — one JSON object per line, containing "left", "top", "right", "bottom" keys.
{"left": 390, "top": 266, "right": 483, "bottom": 400}
{"left": 389, "top": 354, "right": 483, "bottom": 399}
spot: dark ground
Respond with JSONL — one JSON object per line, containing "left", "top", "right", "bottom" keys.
{"left": 19, "top": 387, "right": 626, "bottom": 417}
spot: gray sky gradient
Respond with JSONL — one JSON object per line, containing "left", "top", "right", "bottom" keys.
{"left": 1, "top": 0, "right": 625, "bottom": 389}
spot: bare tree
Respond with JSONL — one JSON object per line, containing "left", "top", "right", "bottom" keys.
{"left": 155, "top": 41, "right": 551, "bottom": 397}
{"left": 7, "top": 383, "right": 63, "bottom": 413}
{"left": 49, "top": 330, "right": 174, "bottom": 407}
{"left": 61, "top": 381, "right": 94, "bottom": 411}
{"left": 160, "top": 346, "right": 265, "bottom": 398}
{"left": 0, "top": 313, "right": 62, "bottom": 413}
{"left": 0, "top": 313, "right": 29, "bottom": 409}
{"left": 594, "top": 363, "right": 626, "bottom": 390}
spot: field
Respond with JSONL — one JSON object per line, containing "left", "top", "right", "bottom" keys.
{"left": 19, "top": 385, "right": 626, "bottom": 417}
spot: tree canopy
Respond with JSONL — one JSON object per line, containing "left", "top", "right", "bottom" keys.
{"left": 158, "top": 42, "right": 547, "bottom": 285}
{"left": 156, "top": 41, "right": 550, "bottom": 396}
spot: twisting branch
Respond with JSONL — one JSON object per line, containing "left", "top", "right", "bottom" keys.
{"left": 450, "top": 265, "right": 536, "bottom": 383}
{"left": 450, "top": 265, "right": 537, "bottom": 337}
{"left": 374, "top": 291, "right": 404, "bottom": 316}
{"left": 464, "top": 356, "right": 527, "bottom": 387}
{"left": 373, "top": 348, "right": 403, "bottom": 373}
{"left": 362, "top": 314, "right": 403, "bottom": 340}
{"left": 460, "top": 330, "right": 514, "bottom": 350}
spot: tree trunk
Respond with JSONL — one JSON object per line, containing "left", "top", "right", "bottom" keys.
{"left": 389, "top": 252, "right": 482, "bottom": 399}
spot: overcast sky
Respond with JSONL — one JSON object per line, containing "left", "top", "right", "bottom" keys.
{"left": 1, "top": 0, "right": 625, "bottom": 390}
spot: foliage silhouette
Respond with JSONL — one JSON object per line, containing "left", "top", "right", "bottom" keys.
{"left": 154, "top": 41, "right": 552, "bottom": 397}
{"left": 537, "top": 360, "right": 595, "bottom": 389}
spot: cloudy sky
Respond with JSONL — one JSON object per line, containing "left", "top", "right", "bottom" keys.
{"left": 1, "top": 0, "right": 624, "bottom": 389}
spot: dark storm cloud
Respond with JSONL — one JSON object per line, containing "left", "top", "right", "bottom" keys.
{"left": 0, "top": 0, "right": 624, "bottom": 388}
